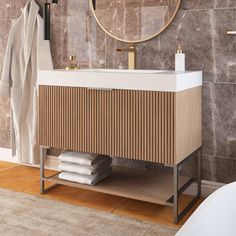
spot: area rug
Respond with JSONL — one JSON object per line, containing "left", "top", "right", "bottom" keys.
{"left": 0, "top": 188, "right": 177, "bottom": 236}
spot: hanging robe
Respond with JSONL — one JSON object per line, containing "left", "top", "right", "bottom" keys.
{"left": 0, "top": 0, "right": 53, "bottom": 164}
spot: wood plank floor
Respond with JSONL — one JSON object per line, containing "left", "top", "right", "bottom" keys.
{"left": 0, "top": 161, "right": 204, "bottom": 229}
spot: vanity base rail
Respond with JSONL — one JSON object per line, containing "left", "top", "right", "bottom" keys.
{"left": 40, "top": 147, "right": 202, "bottom": 224}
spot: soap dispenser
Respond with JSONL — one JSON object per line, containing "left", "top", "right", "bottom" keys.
{"left": 65, "top": 56, "right": 80, "bottom": 70}
{"left": 175, "top": 46, "right": 185, "bottom": 71}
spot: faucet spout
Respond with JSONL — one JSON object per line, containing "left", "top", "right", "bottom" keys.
{"left": 116, "top": 45, "right": 136, "bottom": 70}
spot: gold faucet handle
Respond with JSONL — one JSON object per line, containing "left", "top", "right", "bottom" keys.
{"left": 129, "top": 45, "right": 136, "bottom": 50}
{"left": 117, "top": 45, "right": 136, "bottom": 52}
{"left": 116, "top": 45, "right": 136, "bottom": 70}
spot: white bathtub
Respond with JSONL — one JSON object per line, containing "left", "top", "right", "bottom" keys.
{"left": 176, "top": 182, "right": 236, "bottom": 236}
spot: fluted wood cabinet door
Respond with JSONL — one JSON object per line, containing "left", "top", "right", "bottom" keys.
{"left": 39, "top": 86, "right": 202, "bottom": 165}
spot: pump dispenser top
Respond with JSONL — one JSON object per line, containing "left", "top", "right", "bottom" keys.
{"left": 176, "top": 46, "right": 183, "bottom": 54}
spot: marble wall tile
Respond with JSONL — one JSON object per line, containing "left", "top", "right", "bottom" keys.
{"left": 180, "top": 0, "right": 214, "bottom": 10}
{"left": 165, "top": 6, "right": 178, "bottom": 24}
{"left": 51, "top": 0, "right": 87, "bottom": 18}
{"left": 50, "top": 15, "right": 90, "bottom": 69}
{"left": 0, "top": 18, "right": 11, "bottom": 105}
{"left": 96, "top": 0, "right": 125, "bottom": 10}
{"left": 0, "top": 128, "right": 10, "bottom": 148}
{"left": 181, "top": 0, "right": 236, "bottom": 10}
{"left": 0, "top": 20, "right": 11, "bottom": 148}
{"left": 229, "top": 136, "right": 236, "bottom": 158}
{"left": 89, "top": 14, "right": 107, "bottom": 68}
{"left": 0, "top": 96, "right": 10, "bottom": 127}
{"left": 10, "top": 0, "right": 43, "bottom": 19}
{"left": 213, "top": 83, "right": 236, "bottom": 158}
{"left": 142, "top": 0, "right": 170, "bottom": 7}
{"left": 125, "top": 0, "right": 142, "bottom": 8}
{"left": 116, "top": 9, "right": 126, "bottom": 40}
{"left": 136, "top": 37, "right": 164, "bottom": 70}
{"left": 0, "top": 0, "right": 10, "bottom": 20}
{"left": 0, "top": 20, "right": 11, "bottom": 60}
{"left": 214, "top": 157, "right": 236, "bottom": 183}
{"left": 124, "top": 7, "right": 140, "bottom": 40}
{"left": 104, "top": 35, "right": 128, "bottom": 69}
{"left": 202, "top": 83, "right": 216, "bottom": 156}
{"left": 96, "top": 0, "right": 109, "bottom": 10}
{"left": 215, "top": 0, "right": 236, "bottom": 8}
{"left": 10, "top": 0, "right": 26, "bottom": 19}
{"left": 212, "top": 9, "right": 236, "bottom": 83}
{"left": 202, "top": 155, "right": 236, "bottom": 183}
{"left": 169, "top": 0, "right": 179, "bottom": 6}
{"left": 50, "top": 17, "right": 69, "bottom": 69}
{"left": 141, "top": 6, "right": 166, "bottom": 37}
{"left": 202, "top": 155, "right": 215, "bottom": 181}
{"left": 95, "top": 8, "right": 118, "bottom": 37}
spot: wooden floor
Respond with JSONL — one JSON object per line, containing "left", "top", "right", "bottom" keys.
{"left": 0, "top": 161, "right": 203, "bottom": 229}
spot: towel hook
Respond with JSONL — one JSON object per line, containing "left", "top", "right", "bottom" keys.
{"left": 44, "top": 0, "right": 59, "bottom": 40}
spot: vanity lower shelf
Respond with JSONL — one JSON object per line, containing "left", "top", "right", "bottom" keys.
{"left": 43, "top": 167, "right": 191, "bottom": 206}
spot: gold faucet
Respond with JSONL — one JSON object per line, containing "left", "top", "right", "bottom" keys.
{"left": 116, "top": 45, "right": 136, "bottom": 70}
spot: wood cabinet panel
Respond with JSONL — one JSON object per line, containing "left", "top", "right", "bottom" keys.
{"left": 39, "top": 86, "right": 201, "bottom": 165}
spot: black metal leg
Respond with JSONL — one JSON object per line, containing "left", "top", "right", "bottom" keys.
{"left": 172, "top": 148, "right": 202, "bottom": 223}
{"left": 197, "top": 148, "right": 202, "bottom": 197}
{"left": 40, "top": 146, "right": 46, "bottom": 194}
{"left": 173, "top": 164, "right": 179, "bottom": 224}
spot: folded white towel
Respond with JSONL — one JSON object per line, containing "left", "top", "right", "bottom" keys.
{"left": 59, "top": 158, "right": 112, "bottom": 175}
{"left": 59, "top": 152, "right": 112, "bottom": 166}
{"left": 58, "top": 167, "right": 112, "bottom": 185}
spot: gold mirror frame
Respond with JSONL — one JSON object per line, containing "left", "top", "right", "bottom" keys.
{"left": 89, "top": 0, "right": 181, "bottom": 44}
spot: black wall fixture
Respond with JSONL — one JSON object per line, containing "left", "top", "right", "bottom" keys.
{"left": 44, "top": 0, "right": 59, "bottom": 40}
{"left": 92, "top": 0, "right": 96, "bottom": 10}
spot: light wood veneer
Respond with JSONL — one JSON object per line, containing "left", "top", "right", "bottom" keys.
{"left": 44, "top": 167, "right": 191, "bottom": 206}
{"left": 39, "top": 86, "right": 202, "bottom": 165}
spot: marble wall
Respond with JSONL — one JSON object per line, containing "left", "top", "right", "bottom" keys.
{"left": 0, "top": 0, "right": 235, "bottom": 183}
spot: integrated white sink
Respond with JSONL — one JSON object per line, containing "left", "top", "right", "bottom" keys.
{"left": 38, "top": 69, "right": 202, "bottom": 92}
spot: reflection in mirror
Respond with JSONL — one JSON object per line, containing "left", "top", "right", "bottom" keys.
{"left": 91, "top": 0, "right": 181, "bottom": 43}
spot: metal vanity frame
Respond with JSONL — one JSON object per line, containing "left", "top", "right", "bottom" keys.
{"left": 40, "top": 146, "right": 202, "bottom": 224}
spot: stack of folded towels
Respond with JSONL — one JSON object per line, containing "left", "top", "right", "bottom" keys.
{"left": 58, "top": 152, "right": 112, "bottom": 186}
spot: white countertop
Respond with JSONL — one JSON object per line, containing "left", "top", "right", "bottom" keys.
{"left": 37, "top": 69, "right": 202, "bottom": 92}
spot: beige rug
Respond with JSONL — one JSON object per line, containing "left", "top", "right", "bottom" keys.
{"left": 0, "top": 188, "right": 177, "bottom": 236}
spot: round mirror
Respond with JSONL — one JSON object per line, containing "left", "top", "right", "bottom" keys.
{"left": 90, "top": 0, "right": 181, "bottom": 43}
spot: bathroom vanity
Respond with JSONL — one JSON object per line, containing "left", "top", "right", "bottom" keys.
{"left": 38, "top": 69, "right": 202, "bottom": 223}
